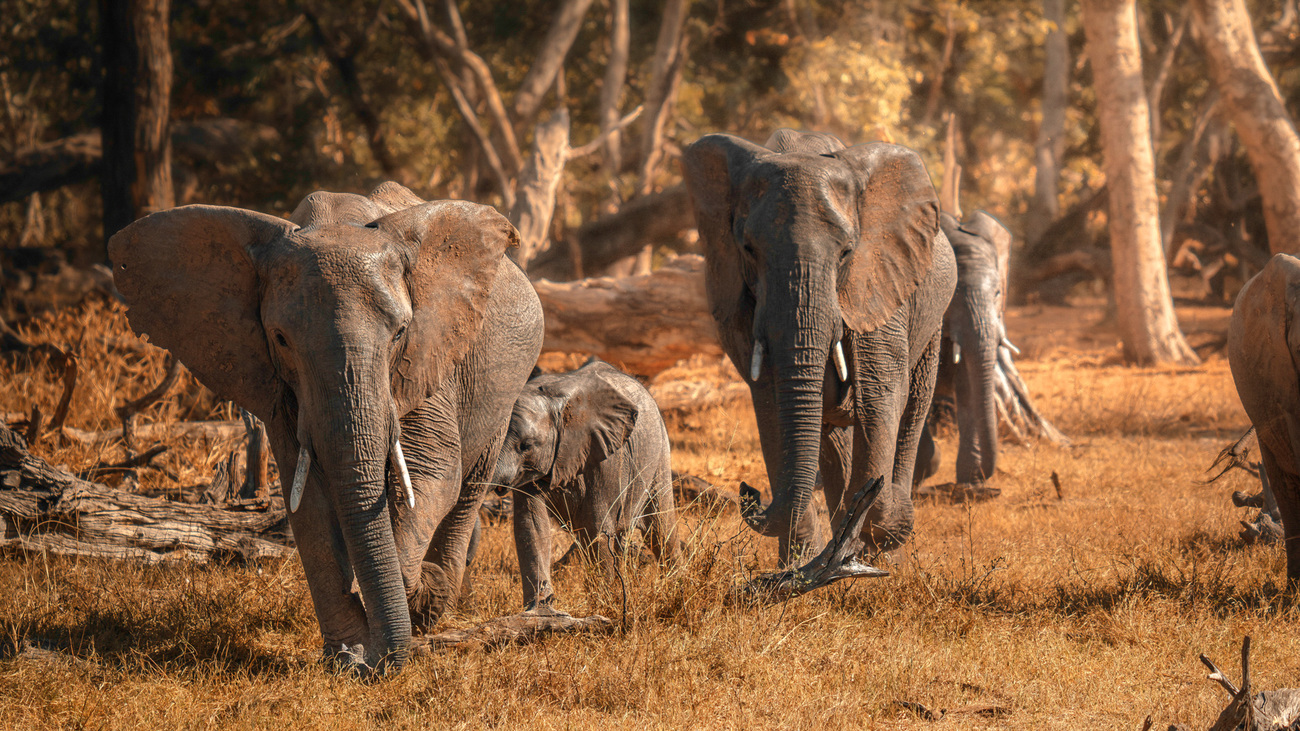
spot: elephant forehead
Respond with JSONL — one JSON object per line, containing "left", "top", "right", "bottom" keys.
{"left": 739, "top": 158, "right": 855, "bottom": 242}
{"left": 260, "top": 230, "right": 408, "bottom": 312}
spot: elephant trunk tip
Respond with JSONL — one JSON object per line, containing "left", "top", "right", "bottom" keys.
{"left": 739, "top": 481, "right": 783, "bottom": 537}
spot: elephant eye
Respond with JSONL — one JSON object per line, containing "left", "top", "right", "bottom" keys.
{"left": 274, "top": 331, "right": 288, "bottom": 348}
{"left": 393, "top": 324, "right": 407, "bottom": 342}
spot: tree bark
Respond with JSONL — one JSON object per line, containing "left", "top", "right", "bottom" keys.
{"left": 1192, "top": 0, "right": 1300, "bottom": 255}
{"left": 1081, "top": 0, "right": 1199, "bottom": 366}
{"left": 1027, "top": 0, "right": 1069, "bottom": 247}
{"left": 599, "top": 0, "right": 630, "bottom": 177}
{"left": 512, "top": 0, "right": 597, "bottom": 124}
{"left": 636, "top": 0, "right": 690, "bottom": 196}
{"left": 509, "top": 108, "right": 571, "bottom": 269}
{"left": 99, "top": 0, "right": 174, "bottom": 250}
{"left": 534, "top": 254, "right": 719, "bottom": 376}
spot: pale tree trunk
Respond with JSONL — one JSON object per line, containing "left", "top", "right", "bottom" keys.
{"left": 599, "top": 0, "right": 630, "bottom": 180}
{"left": 100, "top": 0, "right": 174, "bottom": 249}
{"left": 1081, "top": 0, "right": 1199, "bottom": 366}
{"left": 1193, "top": 0, "right": 1300, "bottom": 255}
{"left": 1027, "top": 0, "right": 1068, "bottom": 247}
{"left": 512, "top": 0, "right": 597, "bottom": 125}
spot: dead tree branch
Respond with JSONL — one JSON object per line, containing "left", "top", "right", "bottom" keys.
{"left": 115, "top": 356, "right": 182, "bottom": 451}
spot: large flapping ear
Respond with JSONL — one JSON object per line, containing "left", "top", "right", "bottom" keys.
{"left": 833, "top": 143, "right": 940, "bottom": 333}
{"left": 542, "top": 373, "right": 639, "bottom": 488}
{"left": 764, "top": 128, "right": 847, "bottom": 155}
{"left": 373, "top": 199, "right": 520, "bottom": 412}
{"left": 108, "top": 205, "right": 296, "bottom": 421}
{"left": 680, "top": 134, "right": 768, "bottom": 349}
{"left": 1230, "top": 254, "right": 1300, "bottom": 462}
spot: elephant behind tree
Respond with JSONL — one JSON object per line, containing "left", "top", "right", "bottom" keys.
{"left": 109, "top": 182, "right": 544, "bottom": 674}
{"left": 1227, "top": 252, "right": 1300, "bottom": 584}
{"left": 491, "top": 359, "right": 679, "bottom": 611}
{"left": 681, "top": 129, "right": 956, "bottom": 566}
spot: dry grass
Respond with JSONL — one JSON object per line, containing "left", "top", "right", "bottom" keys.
{"left": 1, "top": 297, "right": 1296, "bottom": 730}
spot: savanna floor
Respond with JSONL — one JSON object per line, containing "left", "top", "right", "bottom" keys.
{"left": 1, "top": 296, "right": 1296, "bottom": 730}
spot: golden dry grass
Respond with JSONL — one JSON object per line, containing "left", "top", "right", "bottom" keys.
{"left": 1, "top": 298, "right": 1297, "bottom": 730}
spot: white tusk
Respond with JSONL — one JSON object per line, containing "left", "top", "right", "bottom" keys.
{"left": 1001, "top": 336, "right": 1021, "bottom": 356}
{"left": 833, "top": 340, "right": 849, "bottom": 382}
{"left": 289, "top": 444, "right": 310, "bottom": 513}
{"left": 393, "top": 439, "right": 415, "bottom": 509}
{"left": 750, "top": 340, "right": 764, "bottom": 382}
{"left": 953, "top": 342, "right": 962, "bottom": 364}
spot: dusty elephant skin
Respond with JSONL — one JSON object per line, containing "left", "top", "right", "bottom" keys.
{"left": 681, "top": 129, "right": 957, "bottom": 566}
{"left": 1228, "top": 253, "right": 1300, "bottom": 585}
{"left": 108, "top": 182, "right": 544, "bottom": 675}
{"left": 491, "top": 359, "right": 679, "bottom": 610}
{"left": 922, "top": 210, "right": 1015, "bottom": 486}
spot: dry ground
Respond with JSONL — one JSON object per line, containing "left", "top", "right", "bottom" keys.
{"left": 0, "top": 297, "right": 1295, "bottom": 730}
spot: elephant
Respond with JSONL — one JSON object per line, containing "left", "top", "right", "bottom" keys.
{"left": 1227, "top": 252, "right": 1300, "bottom": 584}
{"left": 915, "top": 210, "right": 1014, "bottom": 486}
{"left": 108, "top": 182, "right": 544, "bottom": 674}
{"left": 681, "top": 129, "right": 957, "bottom": 566}
{"left": 491, "top": 359, "right": 680, "bottom": 610}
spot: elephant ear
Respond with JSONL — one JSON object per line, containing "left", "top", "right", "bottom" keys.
{"left": 833, "top": 143, "right": 940, "bottom": 333}
{"left": 108, "top": 205, "right": 296, "bottom": 421}
{"left": 681, "top": 134, "right": 769, "bottom": 355}
{"left": 764, "top": 128, "right": 846, "bottom": 155}
{"left": 542, "top": 372, "right": 638, "bottom": 488}
{"left": 1230, "top": 254, "right": 1300, "bottom": 462}
{"left": 373, "top": 199, "right": 519, "bottom": 412}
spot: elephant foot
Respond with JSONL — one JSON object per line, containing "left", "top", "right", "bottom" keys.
{"left": 522, "top": 597, "right": 570, "bottom": 618}
{"left": 408, "top": 561, "right": 458, "bottom": 633}
{"left": 320, "top": 642, "right": 407, "bottom": 679}
{"left": 744, "top": 477, "right": 890, "bottom": 602}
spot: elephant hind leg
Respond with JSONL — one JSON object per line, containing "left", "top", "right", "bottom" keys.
{"left": 893, "top": 333, "right": 941, "bottom": 493}
{"left": 641, "top": 464, "right": 683, "bottom": 566}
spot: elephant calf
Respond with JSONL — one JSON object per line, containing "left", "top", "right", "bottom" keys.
{"left": 491, "top": 359, "right": 680, "bottom": 610}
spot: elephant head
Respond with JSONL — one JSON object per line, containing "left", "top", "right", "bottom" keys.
{"left": 940, "top": 210, "right": 1012, "bottom": 484}
{"left": 681, "top": 131, "right": 939, "bottom": 556}
{"left": 108, "top": 182, "right": 519, "bottom": 673}
{"left": 492, "top": 362, "right": 639, "bottom": 491}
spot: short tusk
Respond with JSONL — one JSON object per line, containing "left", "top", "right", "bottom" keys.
{"left": 393, "top": 439, "right": 415, "bottom": 509}
{"left": 833, "top": 340, "right": 849, "bottom": 382}
{"left": 1001, "top": 336, "right": 1021, "bottom": 356}
{"left": 289, "top": 444, "right": 310, "bottom": 513}
{"left": 953, "top": 342, "right": 962, "bottom": 364}
{"left": 750, "top": 340, "right": 764, "bottom": 382}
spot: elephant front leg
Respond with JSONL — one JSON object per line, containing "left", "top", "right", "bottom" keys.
{"left": 848, "top": 331, "right": 913, "bottom": 553}
{"left": 513, "top": 486, "right": 556, "bottom": 610}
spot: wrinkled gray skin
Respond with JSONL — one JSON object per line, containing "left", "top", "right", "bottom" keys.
{"left": 491, "top": 360, "right": 680, "bottom": 609}
{"left": 682, "top": 129, "right": 957, "bottom": 565}
{"left": 109, "top": 183, "right": 544, "bottom": 674}
{"left": 1228, "top": 253, "right": 1300, "bottom": 585}
{"left": 932, "top": 210, "right": 1013, "bottom": 484}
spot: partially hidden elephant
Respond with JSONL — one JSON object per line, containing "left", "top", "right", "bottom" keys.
{"left": 681, "top": 129, "right": 957, "bottom": 565}
{"left": 917, "top": 210, "right": 1014, "bottom": 486}
{"left": 109, "top": 182, "right": 544, "bottom": 673}
{"left": 491, "top": 359, "right": 679, "bottom": 610}
{"left": 1227, "top": 252, "right": 1300, "bottom": 584}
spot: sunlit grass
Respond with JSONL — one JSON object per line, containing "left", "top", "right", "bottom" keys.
{"left": 0, "top": 298, "right": 1295, "bottom": 729}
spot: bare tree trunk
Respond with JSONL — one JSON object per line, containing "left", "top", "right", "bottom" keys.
{"left": 1081, "top": 0, "right": 1199, "bottom": 366}
{"left": 599, "top": 0, "right": 630, "bottom": 179}
{"left": 636, "top": 0, "right": 690, "bottom": 196}
{"left": 1027, "top": 0, "right": 1069, "bottom": 247}
{"left": 1193, "top": 0, "right": 1300, "bottom": 255}
{"left": 511, "top": 0, "right": 597, "bottom": 124}
{"left": 99, "top": 0, "right": 174, "bottom": 249}
{"left": 1146, "top": 7, "right": 1190, "bottom": 150}
{"left": 509, "top": 108, "right": 571, "bottom": 269}
{"left": 940, "top": 112, "right": 962, "bottom": 218}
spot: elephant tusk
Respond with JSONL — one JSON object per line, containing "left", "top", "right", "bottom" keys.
{"left": 952, "top": 342, "right": 962, "bottom": 364}
{"left": 289, "top": 444, "right": 310, "bottom": 513}
{"left": 1001, "top": 336, "right": 1021, "bottom": 356}
{"left": 833, "top": 340, "right": 849, "bottom": 382}
{"left": 750, "top": 340, "right": 764, "bottom": 382}
{"left": 393, "top": 439, "right": 415, "bottom": 509}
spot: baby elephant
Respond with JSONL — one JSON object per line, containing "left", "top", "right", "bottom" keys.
{"left": 491, "top": 359, "right": 680, "bottom": 610}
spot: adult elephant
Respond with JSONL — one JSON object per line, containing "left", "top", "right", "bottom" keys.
{"left": 682, "top": 129, "right": 956, "bottom": 565}
{"left": 109, "top": 182, "right": 544, "bottom": 674}
{"left": 1227, "top": 253, "right": 1300, "bottom": 584}
{"left": 934, "top": 210, "right": 1013, "bottom": 485}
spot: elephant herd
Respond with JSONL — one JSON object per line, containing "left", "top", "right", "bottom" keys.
{"left": 105, "top": 128, "right": 1296, "bottom": 677}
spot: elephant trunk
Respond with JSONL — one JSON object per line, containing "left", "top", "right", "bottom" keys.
{"left": 954, "top": 290, "right": 1000, "bottom": 484}
{"left": 740, "top": 264, "right": 836, "bottom": 564}
{"left": 303, "top": 365, "right": 411, "bottom": 674}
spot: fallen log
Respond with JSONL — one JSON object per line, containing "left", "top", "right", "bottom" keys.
{"left": 62, "top": 419, "right": 245, "bottom": 446}
{"left": 535, "top": 254, "right": 720, "bottom": 376}
{"left": 1200, "top": 636, "right": 1300, "bottom": 731}
{"left": 0, "top": 424, "right": 291, "bottom": 563}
